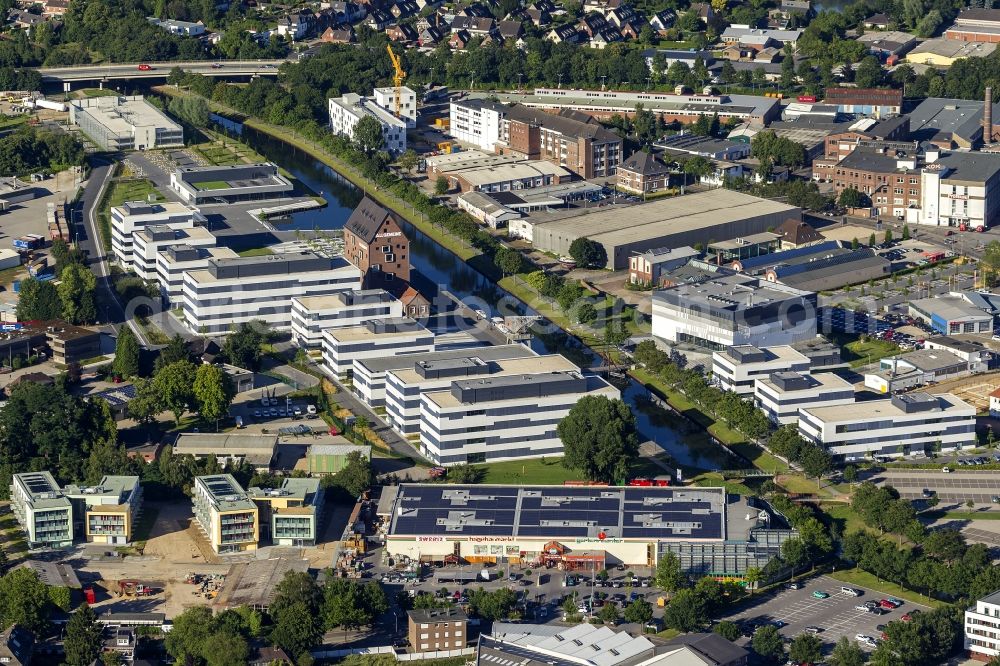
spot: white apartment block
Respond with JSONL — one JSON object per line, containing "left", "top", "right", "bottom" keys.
{"left": 110, "top": 201, "right": 205, "bottom": 270}
{"left": 754, "top": 371, "right": 855, "bottom": 425}
{"left": 9, "top": 472, "right": 73, "bottom": 549}
{"left": 419, "top": 370, "right": 620, "bottom": 465}
{"left": 156, "top": 245, "right": 239, "bottom": 308}
{"left": 182, "top": 252, "right": 361, "bottom": 335}
{"left": 62, "top": 476, "right": 143, "bottom": 546}
{"left": 329, "top": 93, "right": 407, "bottom": 154}
{"left": 322, "top": 317, "right": 435, "bottom": 377}
{"left": 915, "top": 152, "right": 1000, "bottom": 229}
{"left": 966, "top": 590, "right": 1000, "bottom": 661}
{"left": 712, "top": 344, "right": 811, "bottom": 395}
{"left": 291, "top": 289, "right": 403, "bottom": 348}
{"left": 385, "top": 353, "right": 569, "bottom": 438}
{"left": 798, "top": 392, "right": 976, "bottom": 460}
{"left": 192, "top": 475, "right": 259, "bottom": 555}
{"left": 374, "top": 86, "right": 417, "bottom": 127}
{"left": 448, "top": 99, "right": 505, "bottom": 150}
{"left": 131, "top": 224, "right": 216, "bottom": 281}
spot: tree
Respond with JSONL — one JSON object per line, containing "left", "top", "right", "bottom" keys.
{"left": 353, "top": 115, "right": 384, "bottom": 154}
{"left": 752, "top": 625, "right": 785, "bottom": 663}
{"left": 223, "top": 322, "right": 265, "bottom": 370}
{"left": 152, "top": 360, "right": 197, "bottom": 425}
{"left": 885, "top": 229, "right": 894, "bottom": 244}
{"left": 838, "top": 187, "right": 870, "bottom": 208}
{"left": 271, "top": 601, "right": 321, "bottom": 657}
{"left": 843, "top": 464, "right": 858, "bottom": 483}
{"left": 557, "top": 395, "right": 638, "bottom": 483}
{"left": 743, "top": 566, "right": 762, "bottom": 593}
{"left": 193, "top": 363, "right": 235, "bottom": 428}
{"left": 127, "top": 377, "right": 162, "bottom": 425}
{"left": 165, "top": 606, "right": 213, "bottom": 665}
{"left": 623, "top": 597, "right": 652, "bottom": 624}
{"left": 902, "top": 224, "right": 911, "bottom": 240}
{"left": 112, "top": 325, "right": 140, "bottom": 379}
{"left": 789, "top": 633, "right": 822, "bottom": 664}
{"left": 398, "top": 148, "right": 419, "bottom": 173}
{"left": 156, "top": 334, "right": 190, "bottom": 370}
{"left": 575, "top": 302, "right": 597, "bottom": 324}
{"left": 0, "top": 563, "right": 52, "bottom": 635}
{"left": 662, "top": 589, "right": 706, "bottom": 632}
{"left": 682, "top": 156, "right": 712, "bottom": 190}
{"left": 598, "top": 602, "right": 620, "bottom": 624}
{"left": 854, "top": 56, "right": 883, "bottom": 88}
{"left": 714, "top": 620, "right": 741, "bottom": 641}
{"left": 64, "top": 604, "right": 103, "bottom": 666}
{"left": 58, "top": 262, "right": 97, "bottom": 324}
{"left": 15, "top": 278, "right": 62, "bottom": 321}
{"left": 494, "top": 246, "right": 523, "bottom": 277}
{"left": 434, "top": 175, "right": 449, "bottom": 195}
{"left": 467, "top": 587, "right": 517, "bottom": 620}
{"left": 654, "top": 552, "right": 686, "bottom": 592}
{"left": 869, "top": 232, "right": 877, "bottom": 247}
{"left": 568, "top": 237, "right": 607, "bottom": 268}
{"left": 829, "top": 636, "right": 866, "bottom": 666}
{"left": 322, "top": 451, "right": 372, "bottom": 499}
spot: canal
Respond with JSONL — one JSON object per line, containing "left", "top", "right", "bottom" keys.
{"left": 223, "top": 120, "right": 737, "bottom": 470}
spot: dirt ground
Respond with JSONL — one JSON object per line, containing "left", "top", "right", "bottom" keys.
{"left": 925, "top": 372, "right": 1000, "bottom": 410}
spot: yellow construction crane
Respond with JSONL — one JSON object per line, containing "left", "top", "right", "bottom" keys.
{"left": 386, "top": 45, "right": 406, "bottom": 118}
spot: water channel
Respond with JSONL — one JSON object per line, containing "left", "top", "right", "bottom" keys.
{"left": 213, "top": 116, "right": 738, "bottom": 470}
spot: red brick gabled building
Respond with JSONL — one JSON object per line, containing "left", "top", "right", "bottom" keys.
{"left": 343, "top": 197, "right": 411, "bottom": 290}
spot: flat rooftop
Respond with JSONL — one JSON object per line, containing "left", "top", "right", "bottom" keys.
{"left": 423, "top": 372, "right": 618, "bottom": 409}
{"left": 113, "top": 201, "right": 194, "bottom": 217}
{"left": 709, "top": 231, "right": 782, "bottom": 251}
{"left": 910, "top": 295, "right": 993, "bottom": 322}
{"left": 654, "top": 273, "right": 814, "bottom": 313}
{"left": 758, "top": 370, "right": 853, "bottom": 393}
{"left": 893, "top": 348, "right": 966, "bottom": 372}
{"left": 391, "top": 353, "right": 573, "bottom": 385}
{"left": 719, "top": 343, "right": 810, "bottom": 366}
{"left": 486, "top": 89, "right": 778, "bottom": 118}
{"left": 531, "top": 190, "right": 798, "bottom": 246}
{"left": 800, "top": 392, "right": 973, "bottom": 421}
{"left": 63, "top": 475, "right": 139, "bottom": 500}
{"left": 248, "top": 477, "right": 320, "bottom": 503}
{"left": 293, "top": 289, "right": 395, "bottom": 311}
{"left": 135, "top": 224, "right": 215, "bottom": 244}
{"left": 454, "top": 160, "right": 570, "bottom": 187}
{"left": 71, "top": 95, "right": 181, "bottom": 135}
{"left": 196, "top": 474, "right": 256, "bottom": 512}
{"left": 14, "top": 471, "right": 69, "bottom": 508}
{"left": 386, "top": 484, "right": 728, "bottom": 540}
{"left": 324, "top": 317, "right": 428, "bottom": 343}
{"left": 425, "top": 150, "right": 524, "bottom": 173}
{"left": 160, "top": 245, "right": 238, "bottom": 265}
{"left": 907, "top": 37, "right": 997, "bottom": 60}
{"left": 176, "top": 433, "right": 278, "bottom": 453}
{"left": 354, "top": 343, "right": 533, "bottom": 374}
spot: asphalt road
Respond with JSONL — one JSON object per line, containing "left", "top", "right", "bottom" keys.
{"left": 38, "top": 60, "right": 285, "bottom": 82}
{"left": 79, "top": 156, "right": 151, "bottom": 346}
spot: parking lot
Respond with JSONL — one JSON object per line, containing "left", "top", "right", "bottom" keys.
{"left": 873, "top": 468, "right": 1000, "bottom": 504}
{"left": 719, "top": 576, "right": 927, "bottom": 652}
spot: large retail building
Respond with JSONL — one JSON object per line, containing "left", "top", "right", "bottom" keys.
{"left": 379, "top": 484, "right": 795, "bottom": 576}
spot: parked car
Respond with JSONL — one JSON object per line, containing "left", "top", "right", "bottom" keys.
{"left": 812, "top": 591, "right": 830, "bottom": 599}
{"left": 842, "top": 587, "right": 862, "bottom": 596}
{"left": 804, "top": 626, "right": 822, "bottom": 634}
{"left": 786, "top": 582, "right": 803, "bottom": 590}
{"left": 886, "top": 598, "right": 903, "bottom": 607}
{"left": 854, "top": 604, "right": 870, "bottom": 612}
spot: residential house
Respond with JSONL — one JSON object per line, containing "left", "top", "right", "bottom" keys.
{"left": 578, "top": 12, "right": 608, "bottom": 37}
{"left": 618, "top": 19, "right": 641, "bottom": 38}
{"left": 649, "top": 8, "right": 676, "bottom": 32}
{"left": 387, "top": 23, "right": 417, "bottom": 41}
{"left": 589, "top": 26, "right": 623, "bottom": 48}
{"left": 775, "top": 219, "right": 823, "bottom": 249}
{"left": 864, "top": 12, "right": 890, "bottom": 29}
{"left": 9, "top": 10, "right": 46, "bottom": 29}
{"left": 449, "top": 30, "right": 471, "bottom": 48}
{"left": 320, "top": 26, "right": 355, "bottom": 42}
{"left": 416, "top": 13, "right": 449, "bottom": 31}
{"left": 277, "top": 12, "right": 313, "bottom": 40}
{"left": 42, "top": 0, "right": 69, "bottom": 18}
{"left": 451, "top": 15, "right": 495, "bottom": 36}
{"left": 419, "top": 25, "right": 444, "bottom": 44}
{"left": 365, "top": 8, "right": 393, "bottom": 29}
{"left": 0, "top": 625, "right": 33, "bottom": 666}
{"left": 497, "top": 19, "right": 523, "bottom": 41}
{"left": 343, "top": 197, "right": 412, "bottom": 290}
{"left": 606, "top": 4, "right": 637, "bottom": 26}
{"left": 548, "top": 24, "right": 582, "bottom": 42}
{"left": 330, "top": 1, "right": 366, "bottom": 23}
{"left": 617, "top": 150, "right": 672, "bottom": 194}
{"left": 391, "top": 1, "right": 419, "bottom": 19}
{"left": 458, "top": 3, "right": 493, "bottom": 17}
{"left": 524, "top": 6, "right": 551, "bottom": 25}
{"left": 147, "top": 17, "right": 206, "bottom": 36}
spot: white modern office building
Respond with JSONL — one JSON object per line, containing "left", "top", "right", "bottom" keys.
{"left": 374, "top": 86, "right": 417, "bottom": 127}
{"left": 915, "top": 152, "right": 1000, "bottom": 229}
{"left": 712, "top": 344, "right": 812, "bottom": 395}
{"left": 652, "top": 274, "right": 818, "bottom": 350}
{"left": 69, "top": 95, "right": 184, "bottom": 151}
{"left": 798, "top": 392, "right": 976, "bottom": 459}
{"left": 419, "top": 370, "right": 620, "bottom": 465}
{"left": 352, "top": 344, "right": 531, "bottom": 408}
{"left": 131, "top": 224, "right": 217, "bottom": 281}
{"left": 329, "top": 93, "right": 407, "bottom": 154}
{"left": 110, "top": 201, "right": 205, "bottom": 270}
{"left": 156, "top": 245, "right": 239, "bottom": 307}
{"left": 754, "top": 371, "right": 855, "bottom": 425}
{"left": 386, "top": 353, "right": 570, "bottom": 438}
{"left": 448, "top": 98, "right": 507, "bottom": 150}
{"left": 290, "top": 289, "right": 403, "bottom": 348}
{"left": 182, "top": 252, "right": 361, "bottom": 334}
{"left": 322, "top": 317, "right": 435, "bottom": 377}
{"left": 192, "top": 475, "right": 259, "bottom": 555}
{"left": 966, "top": 590, "right": 1000, "bottom": 661}
{"left": 9, "top": 472, "right": 73, "bottom": 549}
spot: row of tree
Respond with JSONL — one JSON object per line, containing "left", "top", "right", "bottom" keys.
{"left": 0, "top": 127, "right": 84, "bottom": 178}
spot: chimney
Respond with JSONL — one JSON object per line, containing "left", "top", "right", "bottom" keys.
{"left": 986, "top": 86, "right": 994, "bottom": 143}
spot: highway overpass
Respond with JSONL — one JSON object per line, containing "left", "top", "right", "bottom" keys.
{"left": 38, "top": 60, "right": 287, "bottom": 86}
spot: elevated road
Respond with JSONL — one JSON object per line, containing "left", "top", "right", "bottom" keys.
{"left": 38, "top": 60, "right": 286, "bottom": 83}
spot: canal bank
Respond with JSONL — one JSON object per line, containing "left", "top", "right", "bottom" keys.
{"left": 156, "top": 88, "right": 742, "bottom": 471}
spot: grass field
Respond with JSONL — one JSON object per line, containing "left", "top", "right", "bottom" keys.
{"left": 473, "top": 457, "right": 576, "bottom": 485}
{"left": 728, "top": 441, "right": 789, "bottom": 473}
{"left": 818, "top": 502, "right": 870, "bottom": 536}
{"left": 238, "top": 247, "right": 274, "bottom": 257}
{"left": 924, "top": 510, "right": 1000, "bottom": 520}
{"left": 841, "top": 337, "right": 901, "bottom": 368}
{"left": 79, "top": 88, "right": 118, "bottom": 98}
{"left": 826, "top": 569, "right": 943, "bottom": 608}
{"left": 193, "top": 180, "right": 230, "bottom": 190}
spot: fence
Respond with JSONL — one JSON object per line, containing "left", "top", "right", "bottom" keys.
{"left": 311, "top": 645, "right": 475, "bottom": 661}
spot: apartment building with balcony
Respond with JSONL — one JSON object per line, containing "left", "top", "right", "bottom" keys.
{"left": 249, "top": 478, "right": 324, "bottom": 547}
{"left": 63, "top": 476, "right": 143, "bottom": 546}
{"left": 192, "top": 475, "right": 259, "bottom": 554}
{"left": 9, "top": 472, "right": 73, "bottom": 549}
{"left": 966, "top": 589, "right": 1000, "bottom": 661}
{"left": 291, "top": 289, "right": 403, "bottom": 348}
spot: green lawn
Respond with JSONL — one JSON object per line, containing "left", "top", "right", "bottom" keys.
{"left": 924, "top": 510, "right": 1000, "bottom": 520}
{"left": 193, "top": 180, "right": 231, "bottom": 190}
{"left": 238, "top": 247, "right": 274, "bottom": 257}
{"left": 727, "top": 441, "right": 789, "bottom": 473}
{"left": 79, "top": 88, "right": 118, "bottom": 98}
{"left": 819, "top": 502, "right": 875, "bottom": 538}
{"left": 473, "top": 457, "right": 578, "bottom": 485}
{"left": 840, "top": 337, "right": 901, "bottom": 368}
{"left": 826, "top": 568, "right": 944, "bottom": 608}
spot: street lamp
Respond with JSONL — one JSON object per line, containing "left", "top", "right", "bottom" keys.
{"left": 558, "top": 73, "right": 563, "bottom": 89}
